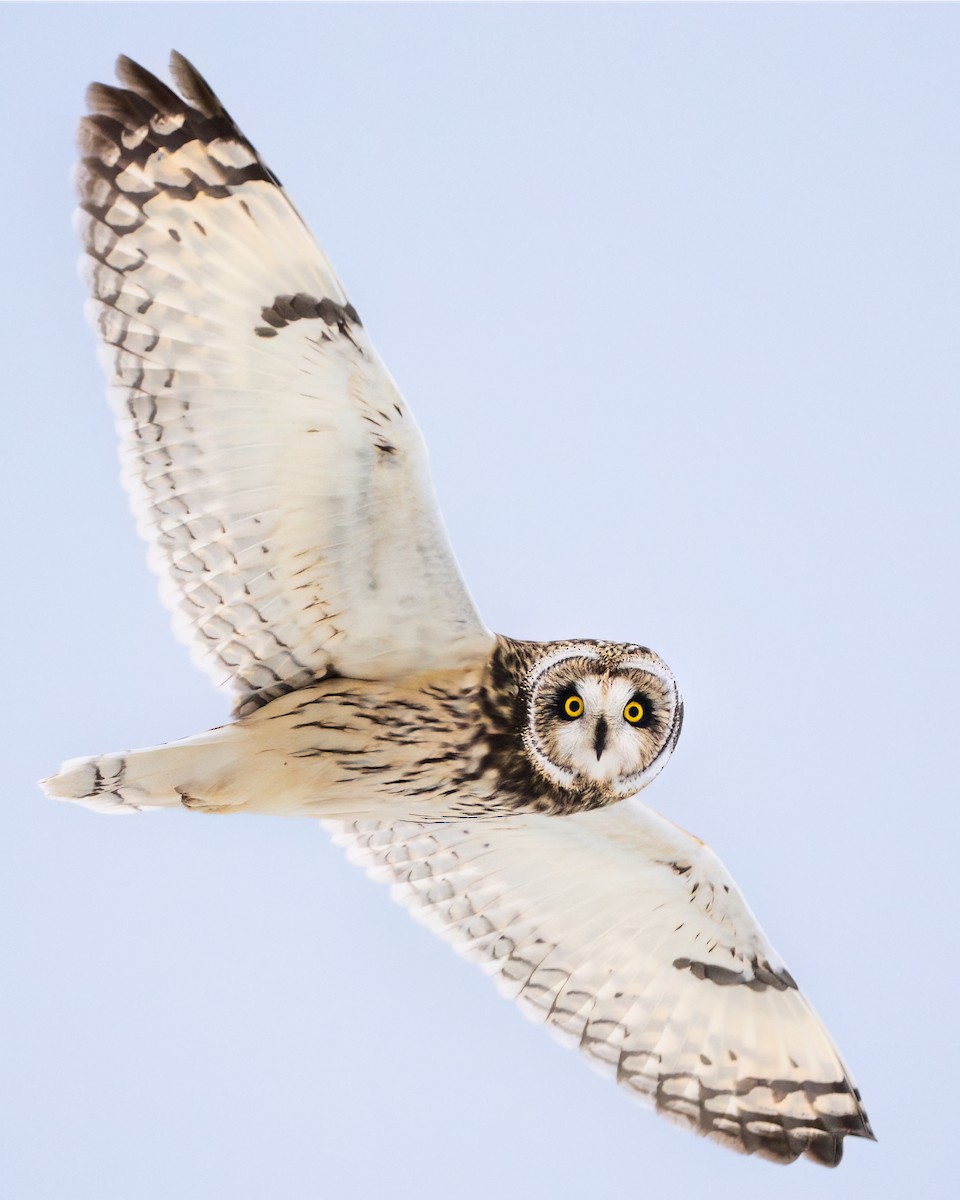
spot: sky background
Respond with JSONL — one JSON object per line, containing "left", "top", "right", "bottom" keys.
{"left": 2, "top": 3, "right": 958, "bottom": 1197}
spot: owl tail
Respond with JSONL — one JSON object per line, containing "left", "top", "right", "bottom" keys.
{"left": 40, "top": 726, "right": 244, "bottom": 815}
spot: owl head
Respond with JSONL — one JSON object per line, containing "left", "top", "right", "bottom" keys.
{"left": 521, "top": 642, "right": 683, "bottom": 799}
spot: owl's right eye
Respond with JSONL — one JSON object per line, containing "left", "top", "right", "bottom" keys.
{"left": 560, "top": 692, "right": 584, "bottom": 720}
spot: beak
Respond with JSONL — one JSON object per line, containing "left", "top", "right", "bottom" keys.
{"left": 593, "top": 716, "right": 608, "bottom": 760}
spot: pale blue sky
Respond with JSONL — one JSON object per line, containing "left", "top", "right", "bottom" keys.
{"left": 3, "top": 4, "right": 958, "bottom": 1197}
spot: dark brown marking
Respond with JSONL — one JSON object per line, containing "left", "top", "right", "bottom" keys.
{"left": 664, "top": 860, "right": 692, "bottom": 876}
{"left": 257, "top": 292, "right": 363, "bottom": 338}
{"left": 672, "top": 956, "right": 798, "bottom": 992}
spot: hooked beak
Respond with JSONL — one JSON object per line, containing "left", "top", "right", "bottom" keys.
{"left": 593, "top": 715, "right": 608, "bottom": 760}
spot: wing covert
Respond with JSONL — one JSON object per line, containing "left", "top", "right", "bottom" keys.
{"left": 77, "top": 54, "right": 492, "bottom": 713}
{"left": 327, "top": 802, "right": 874, "bottom": 1166}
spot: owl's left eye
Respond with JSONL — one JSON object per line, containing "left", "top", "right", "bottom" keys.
{"left": 623, "top": 697, "right": 651, "bottom": 725}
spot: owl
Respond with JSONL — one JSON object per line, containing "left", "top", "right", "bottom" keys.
{"left": 43, "top": 53, "right": 874, "bottom": 1167}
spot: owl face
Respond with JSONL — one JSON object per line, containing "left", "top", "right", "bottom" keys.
{"left": 522, "top": 644, "right": 682, "bottom": 798}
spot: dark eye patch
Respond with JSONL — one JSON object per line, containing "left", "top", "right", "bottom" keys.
{"left": 625, "top": 692, "right": 655, "bottom": 728}
{"left": 555, "top": 689, "right": 584, "bottom": 721}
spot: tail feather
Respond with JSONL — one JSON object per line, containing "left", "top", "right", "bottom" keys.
{"left": 41, "top": 752, "right": 160, "bottom": 814}
{"left": 41, "top": 728, "right": 241, "bottom": 815}
{"left": 41, "top": 700, "right": 417, "bottom": 821}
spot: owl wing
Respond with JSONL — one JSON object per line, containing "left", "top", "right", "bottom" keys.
{"left": 327, "top": 802, "right": 874, "bottom": 1166}
{"left": 77, "top": 55, "right": 492, "bottom": 714}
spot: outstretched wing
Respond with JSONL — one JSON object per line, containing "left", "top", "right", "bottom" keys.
{"left": 77, "top": 54, "right": 492, "bottom": 714}
{"left": 327, "top": 802, "right": 874, "bottom": 1166}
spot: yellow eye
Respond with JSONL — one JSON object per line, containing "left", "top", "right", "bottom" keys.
{"left": 623, "top": 700, "right": 645, "bottom": 725}
{"left": 563, "top": 694, "right": 584, "bottom": 719}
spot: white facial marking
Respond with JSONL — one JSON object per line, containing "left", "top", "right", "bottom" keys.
{"left": 554, "top": 677, "right": 648, "bottom": 783}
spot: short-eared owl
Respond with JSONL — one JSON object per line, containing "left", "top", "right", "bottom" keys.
{"left": 44, "top": 54, "right": 873, "bottom": 1167}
